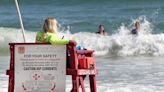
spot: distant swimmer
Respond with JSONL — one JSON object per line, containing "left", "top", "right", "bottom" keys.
{"left": 35, "top": 17, "right": 76, "bottom": 45}
{"left": 96, "top": 24, "right": 108, "bottom": 36}
{"left": 131, "top": 21, "right": 140, "bottom": 35}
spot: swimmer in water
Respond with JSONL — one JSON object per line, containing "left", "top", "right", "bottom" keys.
{"left": 131, "top": 21, "right": 140, "bottom": 35}
{"left": 96, "top": 24, "right": 108, "bottom": 36}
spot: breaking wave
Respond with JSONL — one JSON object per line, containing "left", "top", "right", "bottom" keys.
{"left": 1, "top": 16, "right": 164, "bottom": 56}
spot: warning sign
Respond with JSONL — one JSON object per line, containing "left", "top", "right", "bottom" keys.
{"left": 14, "top": 45, "right": 66, "bottom": 92}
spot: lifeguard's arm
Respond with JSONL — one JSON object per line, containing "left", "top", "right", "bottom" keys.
{"left": 35, "top": 32, "right": 43, "bottom": 42}
{"left": 49, "top": 35, "right": 69, "bottom": 45}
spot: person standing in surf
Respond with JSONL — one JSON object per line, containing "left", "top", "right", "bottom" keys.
{"left": 35, "top": 17, "right": 76, "bottom": 45}
{"left": 96, "top": 24, "right": 108, "bottom": 36}
{"left": 131, "top": 21, "right": 140, "bottom": 35}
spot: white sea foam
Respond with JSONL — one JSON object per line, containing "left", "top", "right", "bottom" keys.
{"left": 0, "top": 27, "right": 36, "bottom": 47}
{"left": 1, "top": 81, "right": 163, "bottom": 92}
{"left": 72, "top": 16, "right": 164, "bottom": 56}
{"left": 65, "top": 83, "right": 164, "bottom": 92}
{"left": 1, "top": 16, "right": 164, "bottom": 56}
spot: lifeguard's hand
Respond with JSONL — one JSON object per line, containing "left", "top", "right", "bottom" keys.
{"left": 69, "top": 40, "right": 77, "bottom": 46}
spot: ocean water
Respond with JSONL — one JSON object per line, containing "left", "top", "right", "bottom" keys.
{"left": 1, "top": 0, "right": 164, "bottom": 92}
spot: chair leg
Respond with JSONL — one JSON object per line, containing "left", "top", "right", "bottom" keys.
{"left": 79, "top": 76, "right": 86, "bottom": 92}
{"left": 71, "top": 75, "right": 79, "bottom": 92}
{"left": 89, "top": 75, "right": 97, "bottom": 92}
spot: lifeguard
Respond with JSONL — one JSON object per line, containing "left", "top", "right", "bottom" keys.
{"left": 36, "top": 17, "right": 76, "bottom": 45}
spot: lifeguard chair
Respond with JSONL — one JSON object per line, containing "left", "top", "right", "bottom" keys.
{"left": 6, "top": 42, "right": 98, "bottom": 92}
